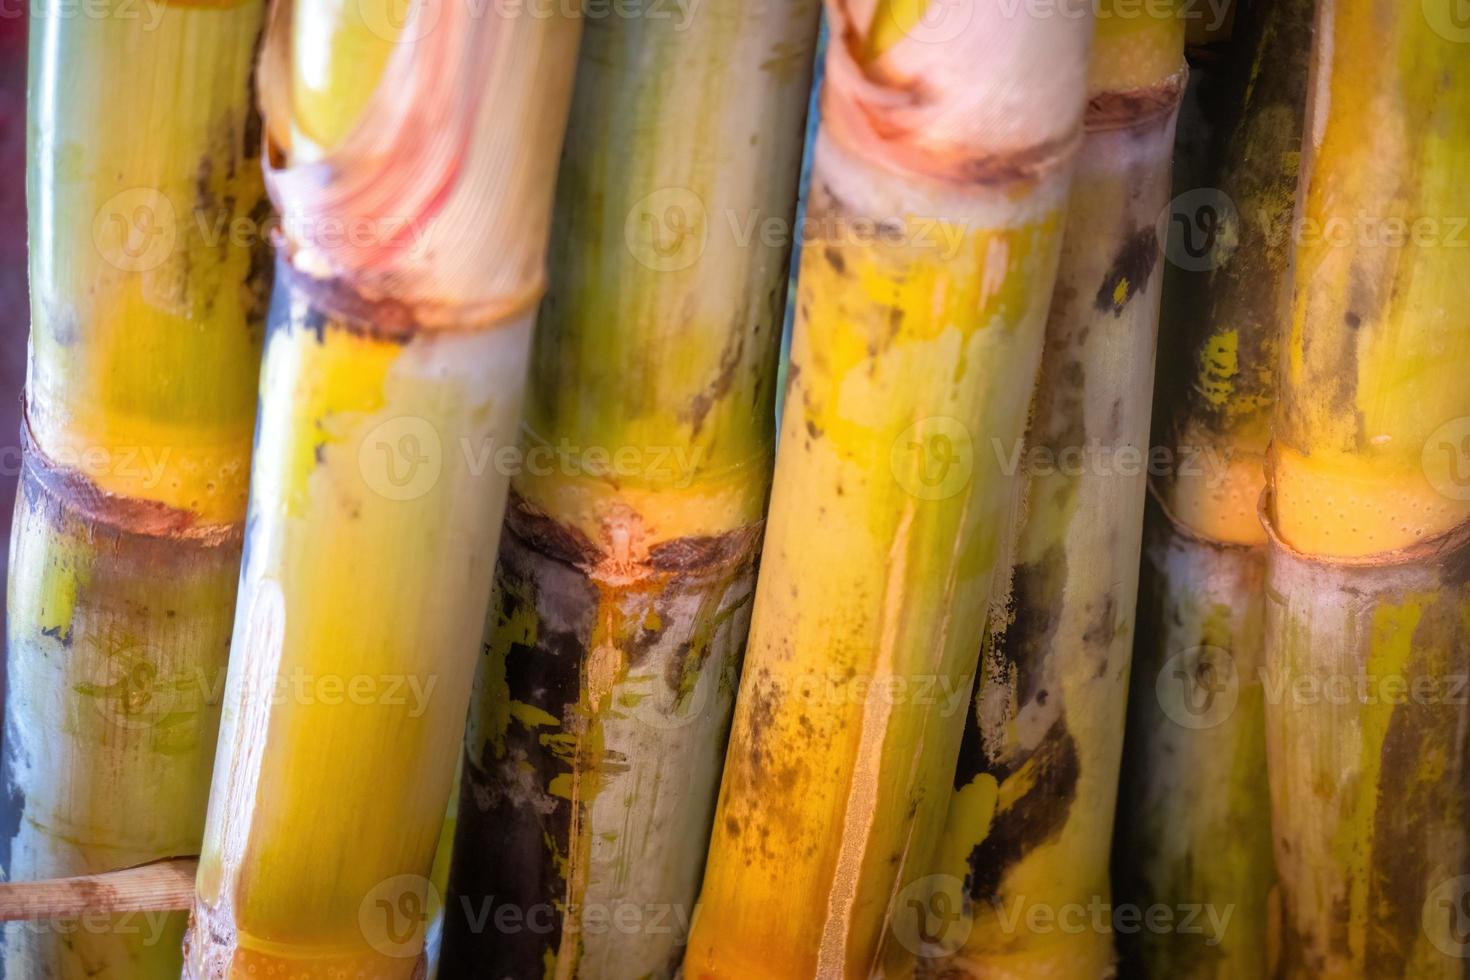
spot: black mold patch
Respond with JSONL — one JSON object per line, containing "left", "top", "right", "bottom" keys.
{"left": 965, "top": 719, "right": 1081, "bottom": 904}
{"left": 1095, "top": 228, "right": 1161, "bottom": 318}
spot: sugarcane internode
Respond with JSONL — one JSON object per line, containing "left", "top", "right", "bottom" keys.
{"left": 910, "top": 6, "right": 1186, "bottom": 977}
{"left": 439, "top": 8, "right": 821, "bottom": 978}
{"left": 1113, "top": 0, "right": 1313, "bottom": 975}
{"left": 1259, "top": 0, "right": 1470, "bottom": 977}
{"left": 183, "top": 1, "right": 581, "bottom": 977}
{"left": 3, "top": 0, "right": 268, "bottom": 975}
{"left": 684, "top": 4, "right": 1091, "bottom": 978}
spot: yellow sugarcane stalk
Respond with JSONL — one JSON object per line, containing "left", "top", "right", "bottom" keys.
{"left": 1113, "top": 1, "right": 1312, "bottom": 975}
{"left": 2, "top": 1, "right": 267, "bottom": 974}
{"left": 439, "top": 6, "right": 820, "bottom": 978}
{"left": 683, "top": 3, "right": 1091, "bottom": 977}
{"left": 183, "top": 2, "right": 581, "bottom": 977}
{"left": 914, "top": 7, "right": 1185, "bottom": 978}
{"left": 1262, "top": 1, "right": 1470, "bottom": 977}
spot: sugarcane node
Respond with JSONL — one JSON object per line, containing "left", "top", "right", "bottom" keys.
{"left": 1084, "top": 63, "right": 1190, "bottom": 133}
{"left": 1144, "top": 475, "right": 1260, "bottom": 552}
{"left": 823, "top": 77, "right": 1085, "bottom": 187}
{"left": 1258, "top": 480, "right": 1470, "bottom": 573}
{"left": 16, "top": 410, "right": 243, "bottom": 547}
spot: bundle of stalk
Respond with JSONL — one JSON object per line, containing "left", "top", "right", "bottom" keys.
{"left": 912, "top": 5, "right": 1185, "bottom": 978}
{"left": 439, "top": 6, "right": 820, "bottom": 978}
{"left": 682, "top": 3, "right": 1090, "bottom": 977}
{"left": 1262, "top": 0, "right": 1470, "bottom": 976}
{"left": 1, "top": 0, "right": 268, "bottom": 974}
{"left": 1112, "top": 0, "right": 1312, "bottom": 976}
{"left": 182, "top": 1, "right": 581, "bottom": 977}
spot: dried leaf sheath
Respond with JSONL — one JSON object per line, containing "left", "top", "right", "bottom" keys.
{"left": 684, "top": 4, "right": 1090, "bottom": 977}
{"left": 919, "top": 8, "right": 1185, "bottom": 977}
{"left": 184, "top": 2, "right": 581, "bottom": 977}
{"left": 440, "top": 7, "right": 820, "bottom": 978}
{"left": 1262, "top": 1, "right": 1470, "bottom": 975}
{"left": 3, "top": 2, "right": 268, "bottom": 975}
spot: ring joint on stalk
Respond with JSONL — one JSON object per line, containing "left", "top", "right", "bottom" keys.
{"left": 17, "top": 409, "right": 244, "bottom": 547}
{"left": 1258, "top": 481, "right": 1470, "bottom": 572}
{"left": 1146, "top": 476, "right": 1258, "bottom": 554}
{"left": 1084, "top": 63, "right": 1190, "bottom": 133}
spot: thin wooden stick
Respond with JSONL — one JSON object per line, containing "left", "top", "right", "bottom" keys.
{"left": 0, "top": 858, "right": 197, "bottom": 919}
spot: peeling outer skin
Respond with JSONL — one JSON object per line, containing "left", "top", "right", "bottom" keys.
{"left": 1113, "top": 497, "right": 1276, "bottom": 980}
{"left": 1260, "top": 490, "right": 1470, "bottom": 979}
{"left": 444, "top": 498, "right": 760, "bottom": 980}
{"left": 821, "top": 0, "right": 1089, "bottom": 185}
{"left": 256, "top": 0, "right": 581, "bottom": 330}
{"left": 19, "top": 414, "right": 243, "bottom": 547}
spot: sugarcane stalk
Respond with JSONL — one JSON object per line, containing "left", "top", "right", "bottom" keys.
{"left": 1112, "top": 1, "right": 1311, "bottom": 975}
{"left": 2, "top": 1, "right": 268, "bottom": 974}
{"left": 1262, "top": 1, "right": 1470, "bottom": 976}
{"left": 912, "top": 7, "right": 1185, "bottom": 978}
{"left": 439, "top": 7, "right": 820, "bottom": 978}
{"left": 183, "top": 2, "right": 581, "bottom": 977}
{"left": 683, "top": 4, "right": 1091, "bottom": 977}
